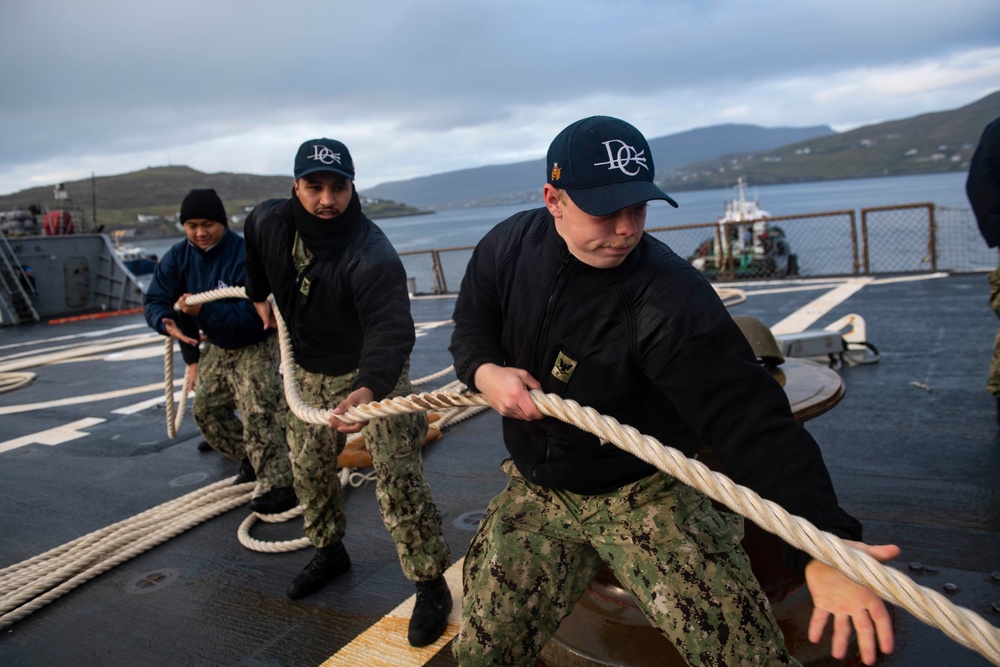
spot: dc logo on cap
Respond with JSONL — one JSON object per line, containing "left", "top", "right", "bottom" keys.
{"left": 595, "top": 140, "right": 648, "bottom": 176}
{"left": 309, "top": 145, "right": 342, "bottom": 165}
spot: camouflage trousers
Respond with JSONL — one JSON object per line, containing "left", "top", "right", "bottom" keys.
{"left": 193, "top": 335, "right": 294, "bottom": 494}
{"left": 285, "top": 362, "right": 451, "bottom": 582}
{"left": 987, "top": 262, "right": 1000, "bottom": 396}
{"left": 454, "top": 460, "right": 798, "bottom": 667}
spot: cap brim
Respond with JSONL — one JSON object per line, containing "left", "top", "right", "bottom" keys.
{"left": 295, "top": 166, "right": 354, "bottom": 181}
{"left": 567, "top": 181, "right": 679, "bottom": 216}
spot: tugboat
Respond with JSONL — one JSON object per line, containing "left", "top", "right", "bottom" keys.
{"left": 689, "top": 176, "right": 797, "bottom": 279}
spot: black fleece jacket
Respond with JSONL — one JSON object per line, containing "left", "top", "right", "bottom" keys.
{"left": 243, "top": 194, "right": 414, "bottom": 401}
{"left": 450, "top": 207, "right": 862, "bottom": 572}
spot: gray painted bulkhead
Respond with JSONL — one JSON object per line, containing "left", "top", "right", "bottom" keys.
{"left": 1, "top": 234, "right": 146, "bottom": 324}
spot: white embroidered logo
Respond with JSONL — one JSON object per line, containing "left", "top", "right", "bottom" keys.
{"left": 217, "top": 280, "right": 230, "bottom": 290}
{"left": 309, "top": 145, "right": 342, "bottom": 165}
{"left": 594, "top": 140, "right": 648, "bottom": 176}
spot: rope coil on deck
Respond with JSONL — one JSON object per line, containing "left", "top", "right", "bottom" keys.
{"left": 0, "top": 479, "right": 253, "bottom": 629}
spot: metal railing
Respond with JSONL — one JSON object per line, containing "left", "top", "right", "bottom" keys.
{"left": 397, "top": 204, "right": 991, "bottom": 295}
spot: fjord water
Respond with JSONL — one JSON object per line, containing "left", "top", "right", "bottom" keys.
{"left": 376, "top": 171, "right": 973, "bottom": 251}
{"left": 144, "top": 171, "right": 972, "bottom": 257}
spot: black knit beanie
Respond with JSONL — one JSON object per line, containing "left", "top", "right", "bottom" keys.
{"left": 180, "top": 188, "right": 228, "bottom": 225}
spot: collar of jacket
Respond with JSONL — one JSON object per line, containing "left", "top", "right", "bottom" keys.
{"left": 290, "top": 187, "right": 363, "bottom": 261}
{"left": 186, "top": 227, "right": 236, "bottom": 257}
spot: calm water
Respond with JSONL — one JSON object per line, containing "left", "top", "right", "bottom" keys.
{"left": 143, "top": 171, "right": 973, "bottom": 258}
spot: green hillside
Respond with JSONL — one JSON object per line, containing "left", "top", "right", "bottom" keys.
{"left": 658, "top": 90, "right": 1000, "bottom": 190}
{"left": 0, "top": 166, "right": 427, "bottom": 235}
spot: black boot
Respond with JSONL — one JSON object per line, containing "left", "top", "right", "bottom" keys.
{"left": 287, "top": 542, "right": 351, "bottom": 600}
{"left": 408, "top": 576, "right": 452, "bottom": 647}
{"left": 233, "top": 459, "right": 256, "bottom": 485}
{"left": 249, "top": 486, "right": 298, "bottom": 514}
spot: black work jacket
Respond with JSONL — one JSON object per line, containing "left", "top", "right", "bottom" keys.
{"left": 243, "top": 197, "right": 414, "bottom": 401}
{"left": 450, "top": 207, "right": 861, "bottom": 569}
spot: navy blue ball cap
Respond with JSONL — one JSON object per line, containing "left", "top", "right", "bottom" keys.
{"left": 546, "top": 116, "right": 678, "bottom": 216}
{"left": 294, "top": 138, "right": 355, "bottom": 180}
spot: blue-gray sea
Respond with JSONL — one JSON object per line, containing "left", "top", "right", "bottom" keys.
{"left": 143, "top": 171, "right": 974, "bottom": 259}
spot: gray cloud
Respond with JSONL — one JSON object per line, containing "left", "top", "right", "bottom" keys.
{"left": 1, "top": 0, "right": 998, "bottom": 194}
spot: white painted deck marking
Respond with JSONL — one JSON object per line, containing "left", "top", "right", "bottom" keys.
{"left": 0, "top": 417, "right": 106, "bottom": 454}
{"left": 733, "top": 282, "right": 847, "bottom": 297}
{"left": 765, "top": 273, "right": 948, "bottom": 335}
{"left": 112, "top": 389, "right": 191, "bottom": 415}
{"left": 320, "top": 560, "right": 464, "bottom": 666}
{"left": 0, "top": 323, "right": 148, "bottom": 352}
{"left": 0, "top": 381, "right": 180, "bottom": 416}
{"left": 870, "top": 271, "right": 949, "bottom": 285}
{"left": 415, "top": 320, "right": 453, "bottom": 329}
{"left": 105, "top": 345, "right": 174, "bottom": 361}
{"left": 414, "top": 320, "right": 453, "bottom": 339}
{"left": 769, "top": 277, "right": 874, "bottom": 335}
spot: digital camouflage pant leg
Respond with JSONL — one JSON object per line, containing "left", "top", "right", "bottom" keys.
{"left": 454, "top": 460, "right": 798, "bottom": 667}
{"left": 286, "top": 363, "right": 450, "bottom": 581}
{"left": 987, "top": 263, "right": 1000, "bottom": 396}
{"left": 193, "top": 336, "right": 294, "bottom": 494}
{"left": 364, "top": 366, "right": 450, "bottom": 581}
{"left": 284, "top": 365, "right": 349, "bottom": 549}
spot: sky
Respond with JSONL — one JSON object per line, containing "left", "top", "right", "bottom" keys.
{"left": 1, "top": 0, "right": 999, "bottom": 197}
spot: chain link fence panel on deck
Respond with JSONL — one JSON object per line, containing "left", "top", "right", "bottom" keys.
{"left": 934, "top": 206, "right": 996, "bottom": 273}
{"left": 861, "top": 204, "right": 937, "bottom": 274}
{"left": 396, "top": 205, "right": 989, "bottom": 295}
{"left": 400, "top": 246, "right": 474, "bottom": 295}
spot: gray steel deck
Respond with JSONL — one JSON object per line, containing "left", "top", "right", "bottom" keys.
{"left": 1, "top": 273, "right": 997, "bottom": 666}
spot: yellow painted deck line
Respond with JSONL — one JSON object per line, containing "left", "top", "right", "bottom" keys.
{"left": 0, "top": 417, "right": 106, "bottom": 453}
{"left": 319, "top": 560, "right": 465, "bottom": 666}
{"left": 769, "top": 277, "right": 874, "bottom": 335}
{"left": 0, "top": 380, "right": 181, "bottom": 416}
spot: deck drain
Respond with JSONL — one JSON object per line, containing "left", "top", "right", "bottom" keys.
{"left": 127, "top": 568, "right": 179, "bottom": 594}
{"left": 453, "top": 510, "right": 485, "bottom": 531}
{"left": 169, "top": 471, "right": 211, "bottom": 487}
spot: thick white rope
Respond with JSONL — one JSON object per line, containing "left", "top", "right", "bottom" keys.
{"left": 237, "top": 506, "right": 310, "bottom": 552}
{"left": 0, "top": 371, "right": 34, "bottom": 393}
{"left": 322, "top": 388, "right": 999, "bottom": 664}
{"left": 259, "top": 283, "right": 996, "bottom": 666}
{"left": 5, "top": 285, "right": 996, "bottom": 664}
{"left": 0, "top": 333, "right": 161, "bottom": 395}
{"left": 0, "top": 480, "right": 252, "bottom": 629}
{"left": 163, "top": 336, "right": 191, "bottom": 439}
{"left": 714, "top": 286, "right": 747, "bottom": 307}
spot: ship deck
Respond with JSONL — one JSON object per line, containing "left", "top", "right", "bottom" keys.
{"left": 1, "top": 272, "right": 998, "bottom": 666}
